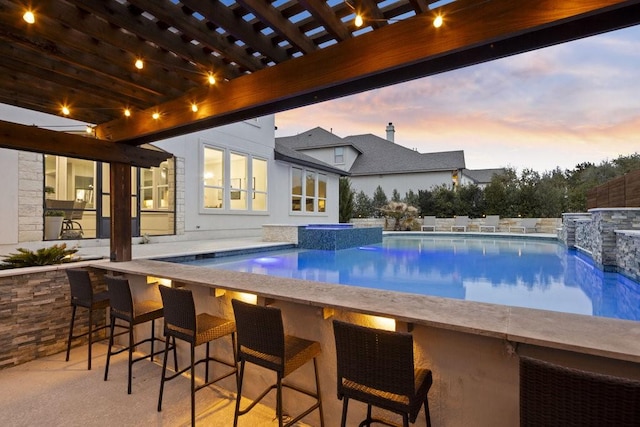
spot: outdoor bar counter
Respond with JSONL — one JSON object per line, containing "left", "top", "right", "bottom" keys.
{"left": 91, "top": 259, "right": 640, "bottom": 427}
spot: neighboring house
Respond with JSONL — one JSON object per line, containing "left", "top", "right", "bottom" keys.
{"left": 277, "top": 124, "right": 468, "bottom": 198}
{"left": 460, "top": 168, "right": 506, "bottom": 189}
{"left": 0, "top": 104, "right": 345, "bottom": 245}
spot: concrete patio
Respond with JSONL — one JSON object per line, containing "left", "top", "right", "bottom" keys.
{"left": 0, "top": 341, "right": 308, "bottom": 427}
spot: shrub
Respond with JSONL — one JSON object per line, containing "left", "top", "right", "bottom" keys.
{"left": 0, "top": 244, "right": 78, "bottom": 269}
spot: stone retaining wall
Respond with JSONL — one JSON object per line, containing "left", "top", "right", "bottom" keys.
{"left": 0, "top": 263, "right": 107, "bottom": 369}
{"left": 351, "top": 217, "right": 561, "bottom": 233}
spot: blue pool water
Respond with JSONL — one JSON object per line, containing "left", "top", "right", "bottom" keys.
{"left": 181, "top": 236, "right": 640, "bottom": 321}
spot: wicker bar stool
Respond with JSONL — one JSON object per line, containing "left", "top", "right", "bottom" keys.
{"left": 103, "top": 275, "right": 170, "bottom": 394}
{"left": 520, "top": 356, "right": 640, "bottom": 426}
{"left": 157, "top": 286, "right": 238, "bottom": 427}
{"left": 231, "top": 299, "right": 324, "bottom": 427}
{"left": 332, "top": 320, "right": 433, "bottom": 427}
{"left": 65, "top": 268, "right": 110, "bottom": 370}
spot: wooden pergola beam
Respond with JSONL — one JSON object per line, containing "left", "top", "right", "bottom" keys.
{"left": 95, "top": 0, "right": 640, "bottom": 145}
{"left": 0, "top": 120, "right": 170, "bottom": 168}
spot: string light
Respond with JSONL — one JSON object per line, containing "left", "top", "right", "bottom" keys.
{"left": 85, "top": 126, "right": 93, "bottom": 134}
{"left": 23, "top": 10, "right": 35, "bottom": 24}
{"left": 124, "top": 108, "right": 131, "bottom": 117}
{"left": 354, "top": 14, "right": 363, "bottom": 27}
{"left": 134, "top": 58, "right": 144, "bottom": 70}
{"left": 433, "top": 15, "right": 443, "bottom": 28}
{"left": 61, "top": 106, "right": 70, "bottom": 116}
{"left": 152, "top": 112, "right": 160, "bottom": 120}
{"left": 207, "top": 73, "right": 216, "bottom": 85}
{"left": 191, "top": 103, "right": 198, "bottom": 112}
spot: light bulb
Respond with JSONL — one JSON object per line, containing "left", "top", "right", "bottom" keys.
{"left": 354, "top": 14, "right": 363, "bottom": 27}
{"left": 124, "top": 108, "right": 131, "bottom": 117}
{"left": 85, "top": 126, "right": 93, "bottom": 134}
{"left": 152, "top": 112, "right": 160, "bottom": 120}
{"left": 135, "top": 59, "right": 144, "bottom": 70}
{"left": 433, "top": 15, "right": 443, "bottom": 28}
{"left": 208, "top": 74, "right": 216, "bottom": 85}
{"left": 23, "top": 11, "right": 35, "bottom": 24}
{"left": 191, "top": 103, "right": 198, "bottom": 112}
{"left": 62, "top": 106, "right": 70, "bottom": 116}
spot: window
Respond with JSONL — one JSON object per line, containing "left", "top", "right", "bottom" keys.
{"left": 140, "top": 161, "right": 170, "bottom": 210}
{"left": 252, "top": 158, "right": 268, "bottom": 211}
{"left": 334, "top": 147, "right": 344, "bottom": 164}
{"left": 230, "top": 152, "right": 248, "bottom": 209}
{"left": 291, "top": 167, "right": 327, "bottom": 214}
{"left": 291, "top": 167, "right": 303, "bottom": 211}
{"left": 202, "top": 145, "right": 267, "bottom": 212}
{"left": 203, "top": 147, "right": 224, "bottom": 209}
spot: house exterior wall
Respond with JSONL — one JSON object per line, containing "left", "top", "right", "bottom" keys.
{"left": 1, "top": 106, "right": 339, "bottom": 244}
{"left": 350, "top": 170, "right": 454, "bottom": 198}
{"left": 143, "top": 115, "right": 340, "bottom": 239}
{"left": 294, "top": 146, "right": 359, "bottom": 172}
{"left": 0, "top": 149, "right": 20, "bottom": 244}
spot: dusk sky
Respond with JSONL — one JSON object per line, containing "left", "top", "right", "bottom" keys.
{"left": 275, "top": 25, "right": 640, "bottom": 174}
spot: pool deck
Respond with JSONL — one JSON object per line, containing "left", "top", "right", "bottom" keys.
{"left": 2, "top": 231, "right": 640, "bottom": 427}
{"left": 0, "top": 231, "right": 560, "bottom": 262}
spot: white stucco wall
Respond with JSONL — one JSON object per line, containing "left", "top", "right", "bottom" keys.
{"left": 153, "top": 115, "right": 339, "bottom": 239}
{"left": 350, "top": 170, "right": 455, "bottom": 198}
{"left": 0, "top": 149, "right": 19, "bottom": 244}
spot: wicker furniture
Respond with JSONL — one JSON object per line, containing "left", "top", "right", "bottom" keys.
{"left": 231, "top": 299, "right": 324, "bottom": 427}
{"left": 520, "top": 356, "right": 640, "bottom": 426}
{"left": 65, "top": 268, "right": 110, "bottom": 370}
{"left": 157, "top": 286, "right": 237, "bottom": 427}
{"left": 332, "top": 320, "right": 433, "bottom": 427}
{"left": 103, "top": 276, "right": 167, "bottom": 394}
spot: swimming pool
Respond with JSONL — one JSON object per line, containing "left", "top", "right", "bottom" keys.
{"left": 181, "top": 236, "right": 640, "bottom": 321}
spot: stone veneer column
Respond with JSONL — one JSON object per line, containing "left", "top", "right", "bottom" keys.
{"left": 560, "top": 212, "right": 591, "bottom": 247}
{"left": 590, "top": 208, "right": 640, "bottom": 269}
{"left": 616, "top": 231, "right": 640, "bottom": 281}
{"left": 18, "top": 152, "right": 44, "bottom": 242}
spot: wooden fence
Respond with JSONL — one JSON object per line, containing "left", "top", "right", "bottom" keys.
{"left": 587, "top": 170, "right": 640, "bottom": 209}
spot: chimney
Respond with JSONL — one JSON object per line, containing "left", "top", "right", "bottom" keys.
{"left": 385, "top": 122, "right": 395, "bottom": 143}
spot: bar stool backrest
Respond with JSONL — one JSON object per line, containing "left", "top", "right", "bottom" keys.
{"left": 104, "top": 276, "right": 134, "bottom": 320}
{"left": 158, "top": 286, "right": 197, "bottom": 343}
{"left": 232, "top": 299, "right": 285, "bottom": 372}
{"left": 66, "top": 268, "right": 94, "bottom": 305}
{"left": 333, "top": 320, "right": 416, "bottom": 398}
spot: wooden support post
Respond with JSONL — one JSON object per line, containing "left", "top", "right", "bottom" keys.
{"left": 110, "top": 162, "right": 132, "bottom": 262}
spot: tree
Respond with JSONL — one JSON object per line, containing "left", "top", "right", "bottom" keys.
{"left": 456, "top": 184, "right": 485, "bottom": 218}
{"left": 338, "top": 177, "right": 354, "bottom": 223}
{"left": 353, "top": 190, "right": 375, "bottom": 218}
{"left": 372, "top": 185, "right": 388, "bottom": 217}
{"left": 417, "top": 189, "right": 435, "bottom": 216}
{"left": 484, "top": 167, "right": 519, "bottom": 217}
{"left": 404, "top": 190, "right": 419, "bottom": 209}
{"left": 431, "top": 185, "right": 456, "bottom": 217}
{"left": 535, "top": 168, "right": 567, "bottom": 217}
{"left": 518, "top": 168, "right": 542, "bottom": 217}
{"left": 391, "top": 189, "right": 401, "bottom": 202}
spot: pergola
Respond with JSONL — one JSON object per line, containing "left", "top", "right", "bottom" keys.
{"left": 1, "top": 0, "right": 638, "bottom": 261}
